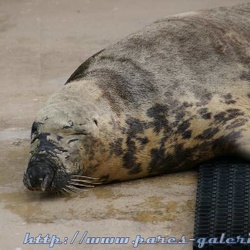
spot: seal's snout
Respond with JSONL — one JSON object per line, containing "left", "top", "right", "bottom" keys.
{"left": 23, "top": 163, "right": 55, "bottom": 192}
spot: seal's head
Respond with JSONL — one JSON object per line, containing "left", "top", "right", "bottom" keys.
{"left": 23, "top": 117, "right": 102, "bottom": 193}
{"left": 23, "top": 84, "right": 105, "bottom": 193}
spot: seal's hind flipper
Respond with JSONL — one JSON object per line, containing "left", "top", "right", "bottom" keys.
{"left": 193, "top": 159, "right": 250, "bottom": 249}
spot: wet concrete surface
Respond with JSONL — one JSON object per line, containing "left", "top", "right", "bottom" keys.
{"left": 0, "top": 0, "right": 249, "bottom": 249}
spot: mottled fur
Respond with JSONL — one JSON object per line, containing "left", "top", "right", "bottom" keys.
{"left": 24, "top": 3, "right": 250, "bottom": 193}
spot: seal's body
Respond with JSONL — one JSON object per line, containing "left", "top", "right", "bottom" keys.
{"left": 24, "top": 3, "right": 250, "bottom": 193}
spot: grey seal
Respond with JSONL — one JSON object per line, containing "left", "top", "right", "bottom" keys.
{"left": 23, "top": 3, "right": 250, "bottom": 193}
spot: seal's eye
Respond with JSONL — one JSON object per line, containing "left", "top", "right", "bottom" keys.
{"left": 63, "top": 120, "right": 74, "bottom": 129}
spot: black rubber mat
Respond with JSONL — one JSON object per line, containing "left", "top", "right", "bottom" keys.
{"left": 193, "top": 160, "right": 250, "bottom": 250}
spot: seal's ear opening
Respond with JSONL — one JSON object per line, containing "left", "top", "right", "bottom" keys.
{"left": 23, "top": 163, "right": 55, "bottom": 192}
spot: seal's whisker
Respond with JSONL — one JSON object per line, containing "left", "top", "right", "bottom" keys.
{"left": 72, "top": 181, "right": 103, "bottom": 186}
{"left": 71, "top": 175, "right": 100, "bottom": 181}
{"left": 59, "top": 188, "right": 69, "bottom": 195}
{"left": 70, "top": 178, "right": 103, "bottom": 185}
{"left": 62, "top": 187, "right": 71, "bottom": 194}
{"left": 68, "top": 181, "right": 95, "bottom": 188}
{"left": 70, "top": 178, "right": 95, "bottom": 184}
{"left": 64, "top": 186, "right": 76, "bottom": 193}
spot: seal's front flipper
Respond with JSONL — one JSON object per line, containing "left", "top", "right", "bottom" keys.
{"left": 193, "top": 159, "right": 250, "bottom": 249}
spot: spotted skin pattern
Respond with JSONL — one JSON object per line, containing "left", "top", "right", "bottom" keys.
{"left": 24, "top": 3, "right": 250, "bottom": 193}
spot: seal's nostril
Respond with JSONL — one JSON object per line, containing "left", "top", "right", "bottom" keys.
{"left": 24, "top": 163, "right": 55, "bottom": 192}
{"left": 23, "top": 172, "right": 33, "bottom": 190}
{"left": 41, "top": 174, "right": 54, "bottom": 192}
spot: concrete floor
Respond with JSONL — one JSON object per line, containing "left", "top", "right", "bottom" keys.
{"left": 0, "top": 0, "right": 249, "bottom": 249}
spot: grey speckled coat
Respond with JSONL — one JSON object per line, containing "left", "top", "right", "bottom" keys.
{"left": 24, "top": 3, "right": 250, "bottom": 193}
